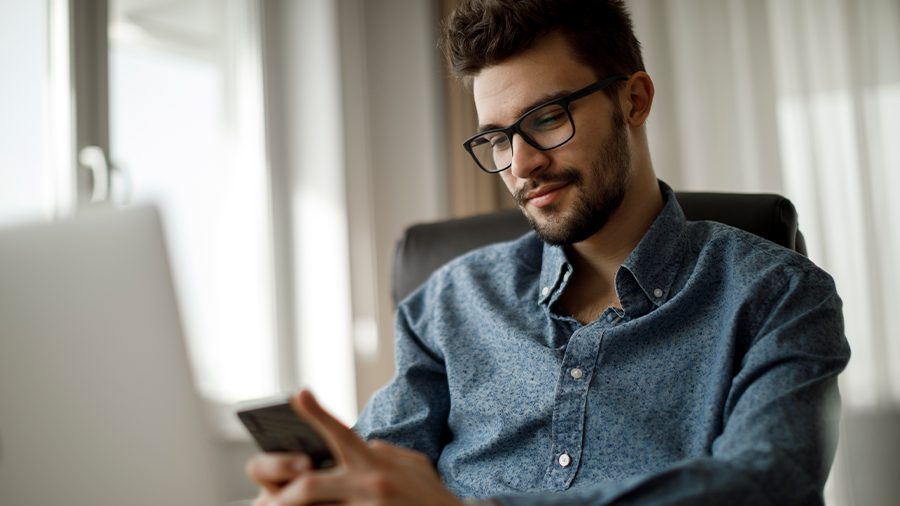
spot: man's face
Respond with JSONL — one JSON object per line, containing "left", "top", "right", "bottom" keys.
{"left": 472, "top": 34, "right": 634, "bottom": 246}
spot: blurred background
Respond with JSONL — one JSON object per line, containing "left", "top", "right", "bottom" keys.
{"left": 0, "top": 0, "right": 897, "bottom": 504}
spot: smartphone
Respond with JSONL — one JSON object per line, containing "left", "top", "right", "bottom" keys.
{"left": 236, "top": 395, "right": 336, "bottom": 469}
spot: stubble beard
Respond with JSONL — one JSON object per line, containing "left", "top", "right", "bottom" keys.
{"left": 513, "top": 104, "right": 633, "bottom": 246}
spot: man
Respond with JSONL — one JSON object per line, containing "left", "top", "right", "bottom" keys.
{"left": 247, "top": 1, "right": 850, "bottom": 505}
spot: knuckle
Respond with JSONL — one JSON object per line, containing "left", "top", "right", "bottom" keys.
{"left": 277, "top": 456, "right": 295, "bottom": 475}
{"left": 365, "top": 474, "right": 394, "bottom": 497}
{"left": 295, "top": 475, "right": 320, "bottom": 497}
{"left": 295, "top": 453, "right": 312, "bottom": 470}
{"left": 410, "top": 449, "right": 430, "bottom": 462}
{"left": 245, "top": 457, "right": 261, "bottom": 479}
{"left": 398, "top": 447, "right": 431, "bottom": 466}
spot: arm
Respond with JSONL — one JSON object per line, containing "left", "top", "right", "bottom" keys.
{"left": 353, "top": 284, "right": 452, "bottom": 459}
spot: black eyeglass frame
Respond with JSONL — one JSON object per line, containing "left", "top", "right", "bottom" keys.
{"left": 463, "top": 74, "right": 630, "bottom": 173}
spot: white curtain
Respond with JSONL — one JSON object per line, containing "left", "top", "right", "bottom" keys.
{"left": 629, "top": 0, "right": 900, "bottom": 504}
{"left": 768, "top": 0, "right": 900, "bottom": 410}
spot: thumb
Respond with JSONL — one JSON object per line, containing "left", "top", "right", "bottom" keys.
{"left": 291, "top": 390, "right": 369, "bottom": 464}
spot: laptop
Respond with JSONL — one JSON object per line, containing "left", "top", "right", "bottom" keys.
{"left": 0, "top": 206, "right": 223, "bottom": 506}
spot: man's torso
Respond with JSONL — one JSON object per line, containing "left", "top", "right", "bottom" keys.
{"left": 354, "top": 185, "right": 845, "bottom": 498}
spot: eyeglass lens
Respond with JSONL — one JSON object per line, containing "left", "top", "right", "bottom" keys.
{"left": 468, "top": 103, "right": 574, "bottom": 172}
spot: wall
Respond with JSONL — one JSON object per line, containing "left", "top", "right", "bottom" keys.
{"left": 338, "top": 0, "right": 450, "bottom": 410}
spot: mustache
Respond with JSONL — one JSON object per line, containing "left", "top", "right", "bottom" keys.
{"left": 512, "top": 167, "right": 584, "bottom": 207}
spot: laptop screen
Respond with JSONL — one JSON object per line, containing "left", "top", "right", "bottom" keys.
{"left": 0, "top": 207, "right": 223, "bottom": 505}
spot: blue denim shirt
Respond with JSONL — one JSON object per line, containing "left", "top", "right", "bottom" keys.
{"left": 354, "top": 182, "right": 850, "bottom": 505}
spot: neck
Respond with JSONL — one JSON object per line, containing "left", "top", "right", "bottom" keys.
{"left": 560, "top": 170, "right": 663, "bottom": 319}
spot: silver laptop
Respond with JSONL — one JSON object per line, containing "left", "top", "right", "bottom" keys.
{"left": 0, "top": 206, "right": 223, "bottom": 506}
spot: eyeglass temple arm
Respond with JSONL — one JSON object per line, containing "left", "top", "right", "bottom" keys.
{"left": 565, "top": 74, "right": 630, "bottom": 102}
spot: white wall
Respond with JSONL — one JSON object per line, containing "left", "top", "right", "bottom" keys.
{"left": 262, "top": 0, "right": 448, "bottom": 413}
{"left": 338, "top": 0, "right": 449, "bottom": 409}
{"left": 262, "top": 0, "right": 357, "bottom": 424}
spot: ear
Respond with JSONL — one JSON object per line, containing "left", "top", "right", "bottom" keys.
{"left": 621, "top": 72, "right": 654, "bottom": 128}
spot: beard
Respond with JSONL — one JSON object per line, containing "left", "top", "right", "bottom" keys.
{"left": 512, "top": 103, "right": 633, "bottom": 246}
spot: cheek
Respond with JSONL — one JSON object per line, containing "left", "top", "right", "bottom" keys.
{"left": 498, "top": 171, "right": 517, "bottom": 192}
{"left": 569, "top": 124, "right": 602, "bottom": 152}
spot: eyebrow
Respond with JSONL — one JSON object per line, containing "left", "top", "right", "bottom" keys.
{"left": 477, "top": 89, "right": 575, "bottom": 134}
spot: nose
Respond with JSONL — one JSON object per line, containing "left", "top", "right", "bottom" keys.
{"left": 508, "top": 134, "right": 550, "bottom": 180}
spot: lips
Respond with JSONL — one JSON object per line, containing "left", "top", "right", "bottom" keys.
{"left": 526, "top": 183, "right": 568, "bottom": 208}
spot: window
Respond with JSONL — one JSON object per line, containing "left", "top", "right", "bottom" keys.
{"left": 109, "top": 0, "right": 278, "bottom": 404}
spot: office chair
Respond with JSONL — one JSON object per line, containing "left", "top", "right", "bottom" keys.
{"left": 392, "top": 192, "right": 806, "bottom": 305}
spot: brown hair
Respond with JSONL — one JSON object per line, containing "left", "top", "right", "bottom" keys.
{"left": 440, "top": 0, "right": 645, "bottom": 98}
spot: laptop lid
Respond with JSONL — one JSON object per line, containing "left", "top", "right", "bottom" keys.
{"left": 0, "top": 206, "right": 222, "bottom": 506}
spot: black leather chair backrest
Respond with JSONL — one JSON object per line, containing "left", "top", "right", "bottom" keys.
{"left": 392, "top": 192, "right": 806, "bottom": 305}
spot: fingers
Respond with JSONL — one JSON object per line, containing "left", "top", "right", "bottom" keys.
{"left": 245, "top": 453, "right": 312, "bottom": 494}
{"left": 366, "top": 439, "right": 437, "bottom": 471}
{"left": 274, "top": 438, "right": 463, "bottom": 506}
{"left": 247, "top": 399, "right": 462, "bottom": 506}
{"left": 292, "top": 390, "right": 370, "bottom": 463}
{"left": 278, "top": 473, "right": 352, "bottom": 506}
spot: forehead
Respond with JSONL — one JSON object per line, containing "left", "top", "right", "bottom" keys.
{"left": 472, "top": 33, "right": 598, "bottom": 127}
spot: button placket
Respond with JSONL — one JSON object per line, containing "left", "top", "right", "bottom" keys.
{"left": 543, "top": 327, "right": 606, "bottom": 489}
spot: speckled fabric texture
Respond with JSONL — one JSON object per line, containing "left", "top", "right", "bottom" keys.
{"left": 354, "top": 181, "right": 850, "bottom": 505}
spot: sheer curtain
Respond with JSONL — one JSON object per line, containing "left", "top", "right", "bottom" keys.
{"left": 629, "top": 0, "right": 900, "bottom": 503}
{"left": 767, "top": 0, "right": 900, "bottom": 410}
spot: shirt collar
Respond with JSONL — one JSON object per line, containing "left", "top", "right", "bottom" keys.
{"left": 537, "top": 180, "right": 688, "bottom": 316}
{"left": 618, "top": 181, "right": 687, "bottom": 312}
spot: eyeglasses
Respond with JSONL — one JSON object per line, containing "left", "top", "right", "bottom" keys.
{"left": 463, "top": 74, "right": 629, "bottom": 173}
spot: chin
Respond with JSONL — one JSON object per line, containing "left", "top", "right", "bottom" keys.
{"left": 523, "top": 204, "right": 599, "bottom": 246}
{"left": 522, "top": 186, "right": 623, "bottom": 246}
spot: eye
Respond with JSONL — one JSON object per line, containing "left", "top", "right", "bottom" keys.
{"left": 527, "top": 106, "right": 568, "bottom": 132}
{"left": 486, "top": 133, "right": 510, "bottom": 151}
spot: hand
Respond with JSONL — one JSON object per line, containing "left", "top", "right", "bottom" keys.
{"left": 245, "top": 390, "right": 466, "bottom": 506}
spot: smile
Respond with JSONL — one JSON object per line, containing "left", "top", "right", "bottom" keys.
{"left": 526, "top": 183, "right": 569, "bottom": 208}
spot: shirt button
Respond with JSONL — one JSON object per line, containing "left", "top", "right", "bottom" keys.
{"left": 570, "top": 367, "right": 584, "bottom": 379}
{"left": 558, "top": 453, "right": 571, "bottom": 467}
{"left": 653, "top": 288, "right": 663, "bottom": 298}
{"left": 542, "top": 287, "right": 550, "bottom": 296}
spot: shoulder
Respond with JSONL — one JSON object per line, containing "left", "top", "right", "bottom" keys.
{"left": 682, "top": 220, "right": 840, "bottom": 329}
{"left": 685, "top": 219, "right": 827, "bottom": 282}
{"left": 673, "top": 221, "right": 848, "bottom": 364}
{"left": 407, "top": 230, "right": 541, "bottom": 297}
{"left": 396, "top": 231, "right": 543, "bottom": 329}
{"left": 441, "top": 229, "right": 543, "bottom": 276}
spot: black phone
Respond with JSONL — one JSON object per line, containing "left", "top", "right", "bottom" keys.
{"left": 236, "top": 396, "right": 336, "bottom": 469}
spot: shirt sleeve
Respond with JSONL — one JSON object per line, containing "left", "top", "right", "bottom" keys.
{"left": 352, "top": 281, "right": 451, "bottom": 463}
{"left": 491, "top": 265, "right": 850, "bottom": 506}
